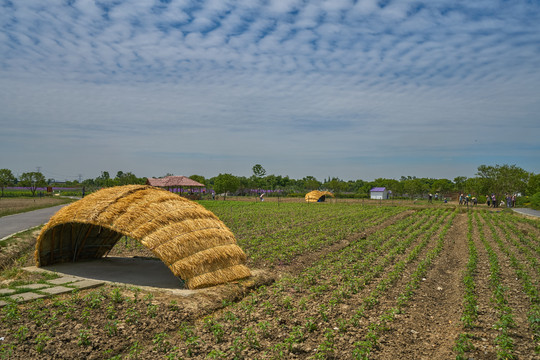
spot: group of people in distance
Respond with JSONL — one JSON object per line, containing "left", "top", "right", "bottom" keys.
{"left": 459, "top": 193, "right": 478, "bottom": 206}
{"left": 485, "top": 193, "right": 517, "bottom": 208}
{"left": 427, "top": 193, "right": 447, "bottom": 203}
{"left": 459, "top": 193, "right": 517, "bottom": 208}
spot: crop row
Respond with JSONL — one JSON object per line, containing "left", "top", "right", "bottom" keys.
{"left": 482, "top": 211, "right": 540, "bottom": 355}
{"left": 205, "top": 202, "right": 405, "bottom": 265}
{"left": 167, "top": 207, "right": 456, "bottom": 359}
{"left": 351, "top": 209, "right": 455, "bottom": 358}
{"left": 454, "top": 209, "right": 540, "bottom": 360}
{"left": 454, "top": 211, "right": 479, "bottom": 360}
{"left": 475, "top": 211, "right": 516, "bottom": 359}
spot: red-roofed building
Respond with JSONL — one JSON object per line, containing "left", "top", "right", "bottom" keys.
{"left": 146, "top": 176, "right": 205, "bottom": 199}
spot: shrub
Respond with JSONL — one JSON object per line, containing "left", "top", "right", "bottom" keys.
{"left": 530, "top": 192, "right": 540, "bottom": 210}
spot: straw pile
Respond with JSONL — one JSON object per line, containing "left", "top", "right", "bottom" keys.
{"left": 305, "top": 190, "right": 334, "bottom": 203}
{"left": 35, "top": 185, "right": 251, "bottom": 289}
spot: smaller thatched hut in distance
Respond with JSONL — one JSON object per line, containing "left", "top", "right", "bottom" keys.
{"left": 305, "top": 190, "right": 334, "bottom": 203}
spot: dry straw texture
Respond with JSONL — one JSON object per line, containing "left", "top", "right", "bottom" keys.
{"left": 305, "top": 190, "right": 334, "bottom": 203}
{"left": 34, "top": 185, "right": 251, "bottom": 289}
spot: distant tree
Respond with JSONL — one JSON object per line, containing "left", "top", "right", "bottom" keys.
{"left": 95, "top": 171, "right": 112, "bottom": 187}
{"left": 189, "top": 175, "right": 206, "bottom": 185}
{"left": 213, "top": 173, "right": 240, "bottom": 200}
{"left": 453, "top": 176, "right": 467, "bottom": 192}
{"left": 302, "top": 176, "right": 321, "bottom": 191}
{"left": 264, "top": 174, "right": 280, "bottom": 190}
{"left": 0, "top": 169, "right": 16, "bottom": 197}
{"left": 82, "top": 178, "right": 96, "bottom": 186}
{"left": 348, "top": 179, "right": 367, "bottom": 193}
{"left": 324, "top": 177, "right": 347, "bottom": 193}
{"left": 114, "top": 171, "right": 144, "bottom": 185}
{"left": 464, "top": 177, "right": 483, "bottom": 196}
{"left": 527, "top": 173, "right": 540, "bottom": 195}
{"left": 476, "top": 164, "right": 529, "bottom": 196}
{"left": 19, "top": 171, "right": 47, "bottom": 196}
{"left": 372, "top": 178, "right": 401, "bottom": 196}
{"left": 431, "top": 178, "right": 453, "bottom": 196}
{"left": 252, "top": 164, "right": 266, "bottom": 178}
{"left": 403, "top": 178, "right": 428, "bottom": 199}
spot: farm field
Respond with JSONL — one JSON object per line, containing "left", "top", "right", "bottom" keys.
{"left": 0, "top": 201, "right": 539, "bottom": 359}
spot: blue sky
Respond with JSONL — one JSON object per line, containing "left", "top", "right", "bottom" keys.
{"left": 1, "top": 0, "right": 539, "bottom": 182}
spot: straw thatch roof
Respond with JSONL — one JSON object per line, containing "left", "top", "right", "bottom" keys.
{"left": 34, "top": 185, "right": 250, "bottom": 289}
{"left": 305, "top": 190, "right": 334, "bottom": 203}
{"left": 146, "top": 176, "right": 204, "bottom": 187}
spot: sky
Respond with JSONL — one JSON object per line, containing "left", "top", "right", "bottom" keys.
{"left": 1, "top": 0, "right": 539, "bottom": 182}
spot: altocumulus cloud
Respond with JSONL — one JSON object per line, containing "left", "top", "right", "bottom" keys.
{"left": 0, "top": 0, "right": 539, "bottom": 181}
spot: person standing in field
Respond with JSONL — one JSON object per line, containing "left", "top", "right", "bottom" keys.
{"left": 486, "top": 194, "right": 490, "bottom": 207}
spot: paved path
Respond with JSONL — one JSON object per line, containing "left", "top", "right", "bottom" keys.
{"left": 0, "top": 275, "right": 104, "bottom": 307}
{"left": 0, "top": 204, "right": 68, "bottom": 241}
{"left": 512, "top": 208, "right": 540, "bottom": 218}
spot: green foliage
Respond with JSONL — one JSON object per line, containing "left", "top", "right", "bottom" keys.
{"left": 252, "top": 164, "right": 266, "bottom": 177}
{"left": 77, "top": 329, "right": 91, "bottom": 346}
{"left": 15, "top": 326, "right": 28, "bottom": 343}
{"left": 530, "top": 192, "right": 540, "bottom": 210}
{"left": 109, "top": 288, "right": 125, "bottom": 303}
{"left": 302, "top": 176, "right": 321, "bottom": 191}
{"left": 476, "top": 164, "right": 530, "bottom": 196}
{"left": 34, "top": 332, "right": 50, "bottom": 353}
{"left": 19, "top": 171, "right": 47, "bottom": 196}
{"left": 213, "top": 173, "right": 240, "bottom": 199}
{"left": 105, "top": 320, "right": 118, "bottom": 336}
{"left": 152, "top": 332, "right": 171, "bottom": 353}
{"left": 188, "top": 174, "right": 206, "bottom": 185}
{"left": 0, "top": 169, "right": 16, "bottom": 197}
{"left": 527, "top": 173, "right": 540, "bottom": 195}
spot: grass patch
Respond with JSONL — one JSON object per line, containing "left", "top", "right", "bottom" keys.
{"left": 0, "top": 197, "right": 73, "bottom": 218}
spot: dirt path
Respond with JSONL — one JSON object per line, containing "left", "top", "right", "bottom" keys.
{"left": 480, "top": 212, "right": 538, "bottom": 359}
{"left": 375, "top": 212, "right": 468, "bottom": 359}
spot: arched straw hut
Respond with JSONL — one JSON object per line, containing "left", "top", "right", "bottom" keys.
{"left": 305, "top": 190, "right": 334, "bottom": 203}
{"left": 34, "top": 185, "right": 250, "bottom": 289}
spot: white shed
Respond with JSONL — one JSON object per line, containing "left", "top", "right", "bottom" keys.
{"left": 370, "top": 187, "right": 389, "bottom": 200}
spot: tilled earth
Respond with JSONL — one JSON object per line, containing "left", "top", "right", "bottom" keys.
{"left": 0, "top": 208, "right": 538, "bottom": 359}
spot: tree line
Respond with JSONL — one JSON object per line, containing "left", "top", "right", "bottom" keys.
{"left": 1, "top": 164, "right": 538, "bottom": 203}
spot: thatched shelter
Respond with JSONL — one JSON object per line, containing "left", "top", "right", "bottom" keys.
{"left": 146, "top": 176, "right": 205, "bottom": 199}
{"left": 34, "top": 185, "right": 250, "bottom": 289}
{"left": 305, "top": 190, "right": 334, "bottom": 203}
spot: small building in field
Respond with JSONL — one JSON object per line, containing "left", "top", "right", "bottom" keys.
{"left": 146, "top": 176, "right": 205, "bottom": 199}
{"left": 370, "top": 187, "right": 389, "bottom": 200}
